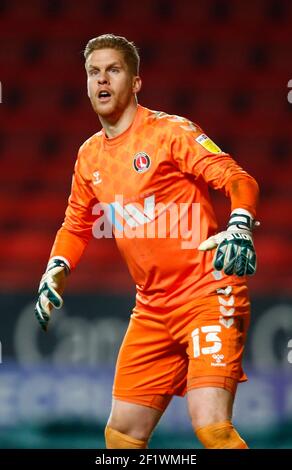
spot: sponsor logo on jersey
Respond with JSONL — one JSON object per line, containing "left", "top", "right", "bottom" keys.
{"left": 133, "top": 152, "right": 151, "bottom": 173}
{"left": 195, "top": 133, "right": 221, "bottom": 154}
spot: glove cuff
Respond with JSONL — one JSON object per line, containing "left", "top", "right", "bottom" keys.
{"left": 227, "top": 208, "right": 254, "bottom": 232}
{"left": 46, "top": 257, "right": 71, "bottom": 276}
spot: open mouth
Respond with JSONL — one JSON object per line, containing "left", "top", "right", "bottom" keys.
{"left": 98, "top": 90, "right": 112, "bottom": 101}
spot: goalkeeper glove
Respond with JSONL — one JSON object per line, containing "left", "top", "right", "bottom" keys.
{"left": 35, "top": 257, "right": 70, "bottom": 331}
{"left": 198, "top": 208, "right": 258, "bottom": 277}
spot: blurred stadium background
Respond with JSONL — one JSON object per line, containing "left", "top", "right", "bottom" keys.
{"left": 0, "top": 0, "right": 292, "bottom": 449}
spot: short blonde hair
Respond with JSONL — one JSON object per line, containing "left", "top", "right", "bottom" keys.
{"left": 84, "top": 34, "right": 140, "bottom": 76}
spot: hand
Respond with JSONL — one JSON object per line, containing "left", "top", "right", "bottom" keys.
{"left": 35, "top": 258, "right": 70, "bottom": 331}
{"left": 198, "top": 209, "right": 258, "bottom": 277}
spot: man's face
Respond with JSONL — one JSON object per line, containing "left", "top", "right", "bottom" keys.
{"left": 85, "top": 48, "right": 141, "bottom": 121}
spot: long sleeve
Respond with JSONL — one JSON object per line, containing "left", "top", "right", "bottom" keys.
{"left": 171, "top": 121, "right": 259, "bottom": 217}
{"left": 49, "top": 152, "right": 98, "bottom": 269}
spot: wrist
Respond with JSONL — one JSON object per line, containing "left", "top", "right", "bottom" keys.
{"left": 227, "top": 208, "right": 254, "bottom": 232}
{"left": 47, "top": 256, "right": 71, "bottom": 275}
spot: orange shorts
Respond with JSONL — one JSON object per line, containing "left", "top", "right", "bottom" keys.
{"left": 113, "top": 284, "right": 250, "bottom": 412}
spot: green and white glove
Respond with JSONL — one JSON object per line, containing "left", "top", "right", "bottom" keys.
{"left": 35, "top": 257, "right": 70, "bottom": 331}
{"left": 198, "top": 208, "right": 258, "bottom": 277}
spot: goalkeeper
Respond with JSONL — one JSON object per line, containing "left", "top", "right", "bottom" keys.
{"left": 35, "top": 34, "right": 259, "bottom": 449}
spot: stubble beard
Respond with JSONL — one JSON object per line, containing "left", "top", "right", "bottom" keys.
{"left": 92, "top": 92, "right": 132, "bottom": 122}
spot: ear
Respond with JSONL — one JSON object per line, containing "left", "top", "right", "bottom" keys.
{"left": 132, "top": 76, "right": 142, "bottom": 94}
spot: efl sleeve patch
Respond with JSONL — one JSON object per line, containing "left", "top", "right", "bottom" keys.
{"left": 195, "top": 133, "right": 222, "bottom": 154}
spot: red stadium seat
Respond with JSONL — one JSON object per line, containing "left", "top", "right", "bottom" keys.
{"left": 0, "top": 0, "right": 290, "bottom": 293}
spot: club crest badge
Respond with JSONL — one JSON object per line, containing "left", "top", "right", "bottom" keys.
{"left": 133, "top": 152, "right": 151, "bottom": 173}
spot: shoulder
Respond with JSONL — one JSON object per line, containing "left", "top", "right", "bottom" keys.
{"left": 73, "top": 131, "right": 103, "bottom": 177}
{"left": 78, "top": 131, "right": 103, "bottom": 157}
{"left": 144, "top": 107, "right": 201, "bottom": 137}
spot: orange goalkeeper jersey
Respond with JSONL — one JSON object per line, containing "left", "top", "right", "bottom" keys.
{"left": 51, "top": 105, "right": 257, "bottom": 312}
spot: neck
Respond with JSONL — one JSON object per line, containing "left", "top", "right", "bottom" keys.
{"left": 99, "top": 99, "right": 138, "bottom": 139}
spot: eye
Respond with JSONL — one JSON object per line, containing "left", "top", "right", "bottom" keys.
{"left": 111, "top": 68, "right": 120, "bottom": 73}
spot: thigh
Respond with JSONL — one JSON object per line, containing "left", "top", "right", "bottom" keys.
{"left": 186, "top": 284, "right": 250, "bottom": 386}
{"left": 113, "top": 309, "right": 188, "bottom": 401}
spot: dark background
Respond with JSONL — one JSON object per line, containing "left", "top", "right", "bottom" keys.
{"left": 0, "top": 0, "right": 292, "bottom": 448}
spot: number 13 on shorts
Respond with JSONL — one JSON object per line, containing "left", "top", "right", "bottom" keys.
{"left": 192, "top": 325, "right": 222, "bottom": 357}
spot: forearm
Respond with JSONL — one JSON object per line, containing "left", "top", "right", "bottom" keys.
{"left": 225, "top": 174, "right": 259, "bottom": 218}
{"left": 50, "top": 226, "right": 92, "bottom": 270}
{"left": 193, "top": 151, "right": 259, "bottom": 218}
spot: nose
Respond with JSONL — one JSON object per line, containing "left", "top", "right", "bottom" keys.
{"left": 97, "top": 72, "right": 109, "bottom": 84}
